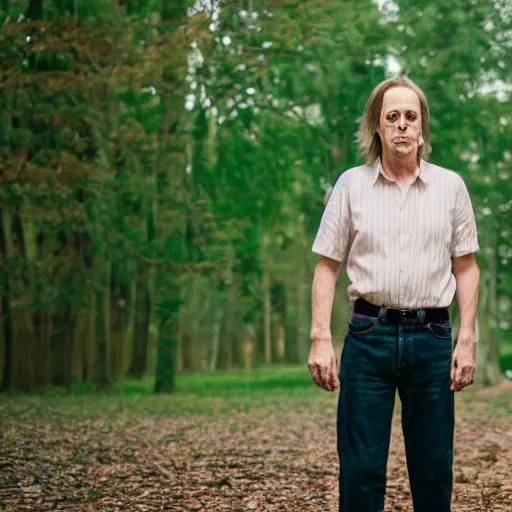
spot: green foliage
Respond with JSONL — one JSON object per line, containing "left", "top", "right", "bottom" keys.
{"left": 0, "top": 0, "right": 510, "bottom": 391}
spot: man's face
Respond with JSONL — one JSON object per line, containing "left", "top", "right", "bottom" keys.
{"left": 378, "top": 87, "right": 422, "bottom": 158}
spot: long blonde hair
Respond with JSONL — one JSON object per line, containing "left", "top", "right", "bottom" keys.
{"left": 356, "top": 77, "right": 431, "bottom": 166}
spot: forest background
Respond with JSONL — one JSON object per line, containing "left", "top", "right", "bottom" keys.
{"left": 1, "top": 0, "right": 511, "bottom": 393}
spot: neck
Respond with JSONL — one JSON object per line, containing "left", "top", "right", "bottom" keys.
{"left": 381, "top": 150, "right": 419, "bottom": 182}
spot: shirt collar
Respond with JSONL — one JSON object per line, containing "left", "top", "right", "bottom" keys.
{"left": 372, "top": 157, "right": 430, "bottom": 186}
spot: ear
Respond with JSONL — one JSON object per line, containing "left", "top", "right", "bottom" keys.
{"left": 418, "top": 135, "right": 424, "bottom": 146}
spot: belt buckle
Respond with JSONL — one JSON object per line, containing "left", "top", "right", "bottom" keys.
{"left": 385, "top": 307, "right": 422, "bottom": 324}
{"left": 400, "top": 309, "right": 418, "bottom": 324}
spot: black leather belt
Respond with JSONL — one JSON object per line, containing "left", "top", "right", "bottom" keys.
{"left": 354, "top": 298, "right": 449, "bottom": 324}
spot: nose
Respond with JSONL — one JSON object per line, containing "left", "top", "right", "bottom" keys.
{"left": 398, "top": 114, "right": 407, "bottom": 131}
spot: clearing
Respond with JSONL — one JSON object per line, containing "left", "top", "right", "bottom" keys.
{"left": 1, "top": 368, "right": 511, "bottom": 511}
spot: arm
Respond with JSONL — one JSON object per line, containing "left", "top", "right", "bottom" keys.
{"left": 450, "top": 253, "right": 480, "bottom": 391}
{"left": 308, "top": 256, "right": 342, "bottom": 392}
{"left": 310, "top": 256, "right": 342, "bottom": 342}
{"left": 309, "top": 175, "right": 351, "bottom": 392}
{"left": 453, "top": 253, "right": 480, "bottom": 334}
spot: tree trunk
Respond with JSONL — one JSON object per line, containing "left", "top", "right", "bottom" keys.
{"left": 0, "top": 277, "right": 13, "bottom": 391}
{"left": 128, "top": 259, "right": 151, "bottom": 378}
{"left": 0, "top": 206, "right": 13, "bottom": 391}
{"left": 109, "top": 276, "right": 128, "bottom": 379}
{"left": 209, "top": 306, "right": 223, "bottom": 371}
{"left": 475, "top": 247, "right": 501, "bottom": 386}
{"left": 219, "top": 277, "right": 240, "bottom": 369}
{"left": 25, "top": 0, "right": 43, "bottom": 19}
{"left": 109, "top": 305, "right": 125, "bottom": 379}
{"left": 27, "top": 219, "right": 53, "bottom": 389}
{"left": 12, "top": 309, "right": 37, "bottom": 390}
{"left": 34, "top": 311, "right": 52, "bottom": 388}
{"left": 9, "top": 209, "right": 42, "bottom": 390}
{"left": 297, "top": 260, "right": 309, "bottom": 362}
{"left": 51, "top": 310, "right": 76, "bottom": 389}
{"left": 275, "top": 317, "right": 285, "bottom": 361}
{"left": 73, "top": 304, "right": 91, "bottom": 382}
{"left": 93, "top": 257, "right": 111, "bottom": 389}
{"left": 153, "top": 0, "right": 188, "bottom": 391}
{"left": 262, "top": 269, "right": 272, "bottom": 365}
{"left": 154, "top": 303, "right": 179, "bottom": 393}
{"left": 284, "top": 276, "right": 299, "bottom": 364}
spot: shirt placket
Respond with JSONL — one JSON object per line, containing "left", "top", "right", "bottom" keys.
{"left": 398, "top": 202, "right": 407, "bottom": 308}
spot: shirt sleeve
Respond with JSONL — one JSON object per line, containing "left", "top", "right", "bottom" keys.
{"left": 312, "top": 175, "right": 352, "bottom": 263}
{"left": 451, "top": 177, "right": 480, "bottom": 258}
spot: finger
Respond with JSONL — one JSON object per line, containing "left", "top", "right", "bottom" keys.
{"left": 315, "top": 367, "right": 326, "bottom": 389}
{"left": 450, "top": 357, "right": 457, "bottom": 386}
{"left": 330, "top": 357, "right": 338, "bottom": 391}
{"left": 466, "top": 364, "right": 476, "bottom": 383}
{"left": 456, "top": 370, "right": 472, "bottom": 391}
{"left": 333, "top": 353, "right": 340, "bottom": 387}
{"left": 333, "top": 356, "right": 340, "bottom": 390}
{"left": 308, "top": 363, "right": 316, "bottom": 384}
{"left": 452, "top": 377, "right": 464, "bottom": 392}
{"left": 309, "top": 364, "right": 321, "bottom": 387}
{"left": 460, "top": 366, "right": 470, "bottom": 384}
{"left": 320, "top": 363, "right": 331, "bottom": 390}
{"left": 456, "top": 381, "right": 468, "bottom": 391}
{"left": 315, "top": 364, "right": 328, "bottom": 389}
{"left": 324, "top": 362, "right": 333, "bottom": 391}
{"left": 453, "top": 380, "right": 464, "bottom": 392}
{"left": 460, "top": 366, "right": 475, "bottom": 388}
{"left": 450, "top": 360, "right": 457, "bottom": 391}
{"left": 324, "top": 358, "right": 334, "bottom": 391}
{"left": 455, "top": 362, "right": 464, "bottom": 387}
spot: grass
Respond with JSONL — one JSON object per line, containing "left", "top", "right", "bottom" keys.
{"left": 1, "top": 364, "right": 511, "bottom": 423}
{"left": 117, "top": 365, "right": 316, "bottom": 395}
{"left": 0, "top": 365, "right": 329, "bottom": 421}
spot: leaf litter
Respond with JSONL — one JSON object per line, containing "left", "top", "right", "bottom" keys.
{"left": 1, "top": 381, "right": 511, "bottom": 511}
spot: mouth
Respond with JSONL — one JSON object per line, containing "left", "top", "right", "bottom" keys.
{"left": 393, "top": 137, "right": 410, "bottom": 144}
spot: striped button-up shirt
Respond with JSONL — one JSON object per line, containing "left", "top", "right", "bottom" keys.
{"left": 312, "top": 158, "right": 480, "bottom": 309}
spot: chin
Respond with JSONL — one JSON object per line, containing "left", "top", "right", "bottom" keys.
{"left": 391, "top": 145, "right": 414, "bottom": 156}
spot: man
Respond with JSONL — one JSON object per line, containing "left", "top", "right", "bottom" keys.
{"left": 308, "top": 77, "right": 480, "bottom": 512}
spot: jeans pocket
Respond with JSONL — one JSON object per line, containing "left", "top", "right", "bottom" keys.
{"left": 348, "top": 313, "right": 378, "bottom": 334}
{"left": 426, "top": 321, "right": 452, "bottom": 339}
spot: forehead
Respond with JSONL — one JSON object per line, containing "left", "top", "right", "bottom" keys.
{"left": 381, "top": 87, "right": 421, "bottom": 113}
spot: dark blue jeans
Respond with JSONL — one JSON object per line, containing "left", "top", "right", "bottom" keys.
{"left": 337, "top": 311, "right": 454, "bottom": 512}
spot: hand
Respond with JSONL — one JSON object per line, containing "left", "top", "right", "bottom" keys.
{"left": 308, "top": 338, "right": 339, "bottom": 392}
{"left": 450, "top": 328, "right": 477, "bottom": 392}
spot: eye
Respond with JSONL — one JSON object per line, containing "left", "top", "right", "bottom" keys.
{"left": 406, "top": 113, "right": 417, "bottom": 121}
{"left": 386, "top": 113, "right": 398, "bottom": 122}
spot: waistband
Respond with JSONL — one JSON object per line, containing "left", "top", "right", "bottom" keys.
{"left": 354, "top": 298, "right": 449, "bottom": 324}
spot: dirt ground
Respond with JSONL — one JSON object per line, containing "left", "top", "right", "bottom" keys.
{"left": 1, "top": 381, "right": 511, "bottom": 512}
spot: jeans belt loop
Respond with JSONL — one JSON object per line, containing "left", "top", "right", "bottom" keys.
{"left": 377, "top": 306, "right": 388, "bottom": 323}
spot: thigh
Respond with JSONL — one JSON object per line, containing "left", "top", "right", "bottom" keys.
{"left": 398, "top": 321, "right": 453, "bottom": 417}
{"left": 398, "top": 324, "right": 454, "bottom": 469}
{"left": 337, "top": 323, "right": 397, "bottom": 468}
